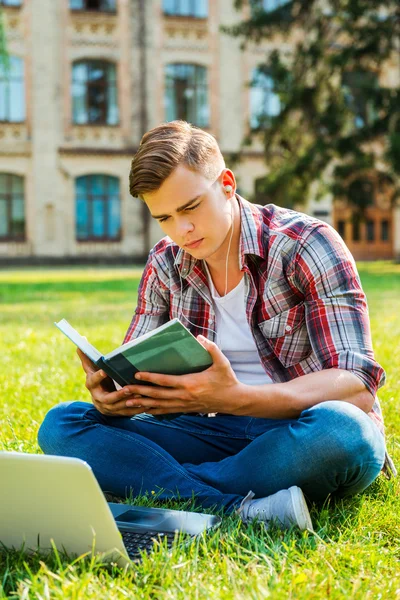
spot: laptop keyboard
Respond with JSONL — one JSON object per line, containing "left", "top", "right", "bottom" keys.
{"left": 121, "top": 529, "right": 191, "bottom": 559}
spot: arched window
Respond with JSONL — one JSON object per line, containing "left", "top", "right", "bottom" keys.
{"left": 163, "top": 0, "right": 208, "bottom": 18}
{"left": 0, "top": 56, "right": 25, "bottom": 122}
{"left": 70, "top": 0, "right": 116, "bottom": 12}
{"left": 75, "top": 175, "right": 121, "bottom": 241}
{"left": 165, "top": 64, "right": 209, "bottom": 127}
{"left": 0, "top": 174, "right": 25, "bottom": 240}
{"left": 72, "top": 60, "right": 119, "bottom": 125}
{"left": 250, "top": 67, "right": 281, "bottom": 130}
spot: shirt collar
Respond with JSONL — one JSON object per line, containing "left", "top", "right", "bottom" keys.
{"left": 174, "top": 194, "right": 267, "bottom": 278}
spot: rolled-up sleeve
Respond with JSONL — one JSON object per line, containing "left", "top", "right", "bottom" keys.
{"left": 123, "top": 250, "right": 169, "bottom": 344}
{"left": 292, "top": 223, "right": 385, "bottom": 396}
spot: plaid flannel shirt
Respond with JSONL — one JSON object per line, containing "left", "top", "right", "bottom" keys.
{"left": 124, "top": 196, "right": 397, "bottom": 480}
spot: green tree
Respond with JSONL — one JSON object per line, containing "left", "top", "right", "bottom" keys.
{"left": 0, "top": 5, "right": 8, "bottom": 68}
{"left": 223, "top": 0, "right": 400, "bottom": 212}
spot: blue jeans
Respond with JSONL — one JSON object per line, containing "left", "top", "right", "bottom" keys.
{"left": 37, "top": 400, "right": 386, "bottom": 512}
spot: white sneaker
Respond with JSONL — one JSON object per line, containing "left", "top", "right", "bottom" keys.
{"left": 238, "top": 486, "right": 314, "bottom": 531}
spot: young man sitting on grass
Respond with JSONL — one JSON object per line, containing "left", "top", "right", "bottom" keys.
{"left": 38, "top": 120, "right": 397, "bottom": 531}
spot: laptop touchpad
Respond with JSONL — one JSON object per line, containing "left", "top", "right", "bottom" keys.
{"left": 115, "top": 509, "right": 165, "bottom": 528}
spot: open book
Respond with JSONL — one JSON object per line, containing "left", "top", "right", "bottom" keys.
{"left": 54, "top": 318, "right": 213, "bottom": 388}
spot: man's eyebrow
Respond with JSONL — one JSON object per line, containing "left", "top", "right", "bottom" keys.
{"left": 151, "top": 195, "right": 202, "bottom": 220}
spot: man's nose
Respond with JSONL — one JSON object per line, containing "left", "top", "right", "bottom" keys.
{"left": 177, "top": 218, "right": 194, "bottom": 237}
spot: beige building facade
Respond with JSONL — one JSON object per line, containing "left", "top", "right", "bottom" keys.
{"left": 0, "top": 0, "right": 399, "bottom": 263}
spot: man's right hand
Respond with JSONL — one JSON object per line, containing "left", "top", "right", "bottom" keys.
{"left": 76, "top": 348, "right": 147, "bottom": 417}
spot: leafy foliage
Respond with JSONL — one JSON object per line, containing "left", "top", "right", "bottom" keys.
{"left": 0, "top": 6, "right": 7, "bottom": 68}
{"left": 223, "top": 0, "right": 400, "bottom": 210}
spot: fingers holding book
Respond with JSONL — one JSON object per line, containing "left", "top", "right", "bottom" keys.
{"left": 76, "top": 348, "right": 97, "bottom": 374}
{"left": 76, "top": 347, "right": 147, "bottom": 416}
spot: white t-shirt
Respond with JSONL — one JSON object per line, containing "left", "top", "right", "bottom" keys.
{"left": 203, "top": 263, "right": 273, "bottom": 386}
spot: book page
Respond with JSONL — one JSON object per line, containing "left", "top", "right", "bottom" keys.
{"left": 54, "top": 319, "right": 102, "bottom": 364}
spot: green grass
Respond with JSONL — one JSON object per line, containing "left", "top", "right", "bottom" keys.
{"left": 0, "top": 263, "right": 399, "bottom": 599}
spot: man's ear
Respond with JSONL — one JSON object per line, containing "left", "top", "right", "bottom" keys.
{"left": 221, "top": 168, "right": 236, "bottom": 192}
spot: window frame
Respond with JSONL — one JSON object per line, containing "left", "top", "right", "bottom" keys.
{"left": 0, "top": 55, "right": 25, "bottom": 123}
{"left": 0, "top": 173, "right": 25, "bottom": 242}
{"left": 249, "top": 67, "right": 283, "bottom": 131}
{"left": 162, "top": 0, "right": 208, "bottom": 18}
{"left": 69, "top": 0, "right": 117, "bottom": 14}
{"left": 337, "top": 220, "right": 346, "bottom": 240}
{"left": 72, "top": 59, "right": 119, "bottom": 126}
{"left": 251, "top": 0, "right": 292, "bottom": 18}
{"left": 352, "top": 219, "right": 361, "bottom": 242}
{"left": 75, "top": 174, "right": 121, "bottom": 242}
{"left": 381, "top": 219, "right": 389, "bottom": 243}
{"left": 342, "top": 70, "right": 379, "bottom": 130}
{"left": 0, "top": 0, "right": 23, "bottom": 7}
{"left": 165, "top": 63, "right": 209, "bottom": 128}
{"left": 366, "top": 219, "right": 375, "bottom": 242}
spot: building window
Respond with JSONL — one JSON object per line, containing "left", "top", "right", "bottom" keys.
{"left": 251, "top": 0, "right": 291, "bottom": 15}
{"left": 352, "top": 220, "right": 360, "bottom": 242}
{"left": 381, "top": 220, "right": 389, "bottom": 242}
{"left": 250, "top": 68, "right": 281, "bottom": 130}
{"left": 261, "top": 0, "right": 290, "bottom": 11}
{"left": 163, "top": 0, "right": 207, "bottom": 17}
{"left": 0, "top": 56, "right": 25, "bottom": 123}
{"left": 0, "top": 1, "right": 22, "bottom": 6}
{"left": 72, "top": 60, "right": 119, "bottom": 125}
{"left": 342, "top": 71, "right": 379, "bottom": 129}
{"left": 76, "top": 175, "right": 121, "bottom": 241}
{"left": 70, "top": 0, "right": 116, "bottom": 12}
{"left": 337, "top": 220, "right": 346, "bottom": 240}
{"left": 366, "top": 220, "right": 375, "bottom": 242}
{"left": 165, "top": 63, "right": 209, "bottom": 127}
{"left": 0, "top": 173, "right": 25, "bottom": 240}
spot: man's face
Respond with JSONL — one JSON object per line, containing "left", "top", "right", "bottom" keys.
{"left": 143, "top": 165, "right": 233, "bottom": 261}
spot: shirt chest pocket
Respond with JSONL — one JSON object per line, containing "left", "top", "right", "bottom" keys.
{"left": 258, "top": 302, "right": 312, "bottom": 367}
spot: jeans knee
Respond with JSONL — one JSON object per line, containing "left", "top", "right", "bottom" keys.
{"left": 37, "top": 401, "right": 88, "bottom": 455}
{"left": 302, "top": 400, "right": 386, "bottom": 470}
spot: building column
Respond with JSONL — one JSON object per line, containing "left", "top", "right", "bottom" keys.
{"left": 30, "top": 0, "right": 64, "bottom": 257}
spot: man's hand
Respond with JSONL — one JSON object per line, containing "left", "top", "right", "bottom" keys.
{"left": 119, "top": 336, "right": 244, "bottom": 416}
{"left": 76, "top": 349, "right": 149, "bottom": 417}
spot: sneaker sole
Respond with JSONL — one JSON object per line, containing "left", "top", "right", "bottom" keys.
{"left": 288, "top": 486, "right": 314, "bottom": 532}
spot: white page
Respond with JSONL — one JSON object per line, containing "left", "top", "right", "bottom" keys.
{"left": 54, "top": 319, "right": 102, "bottom": 363}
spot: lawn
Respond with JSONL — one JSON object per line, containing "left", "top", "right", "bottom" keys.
{"left": 0, "top": 263, "right": 399, "bottom": 599}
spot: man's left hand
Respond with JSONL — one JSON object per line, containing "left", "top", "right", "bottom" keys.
{"left": 122, "top": 335, "right": 243, "bottom": 415}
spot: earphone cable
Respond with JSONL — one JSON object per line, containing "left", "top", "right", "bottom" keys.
{"left": 178, "top": 196, "right": 235, "bottom": 344}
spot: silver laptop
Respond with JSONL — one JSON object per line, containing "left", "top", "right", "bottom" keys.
{"left": 0, "top": 452, "right": 221, "bottom": 567}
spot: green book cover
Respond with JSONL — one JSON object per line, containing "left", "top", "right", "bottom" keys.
{"left": 54, "top": 318, "right": 213, "bottom": 388}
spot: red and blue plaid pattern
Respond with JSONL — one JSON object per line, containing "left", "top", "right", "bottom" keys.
{"left": 124, "top": 196, "right": 396, "bottom": 479}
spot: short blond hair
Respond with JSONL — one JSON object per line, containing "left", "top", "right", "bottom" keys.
{"left": 129, "top": 120, "right": 225, "bottom": 200}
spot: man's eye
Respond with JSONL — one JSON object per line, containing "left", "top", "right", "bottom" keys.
{"left": 158, "top": 202, "right": 200, "bottom": 223}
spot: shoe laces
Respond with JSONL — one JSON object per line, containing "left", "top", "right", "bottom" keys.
{"left": 237, "top": 490, "right": 255, "bottom": 521}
